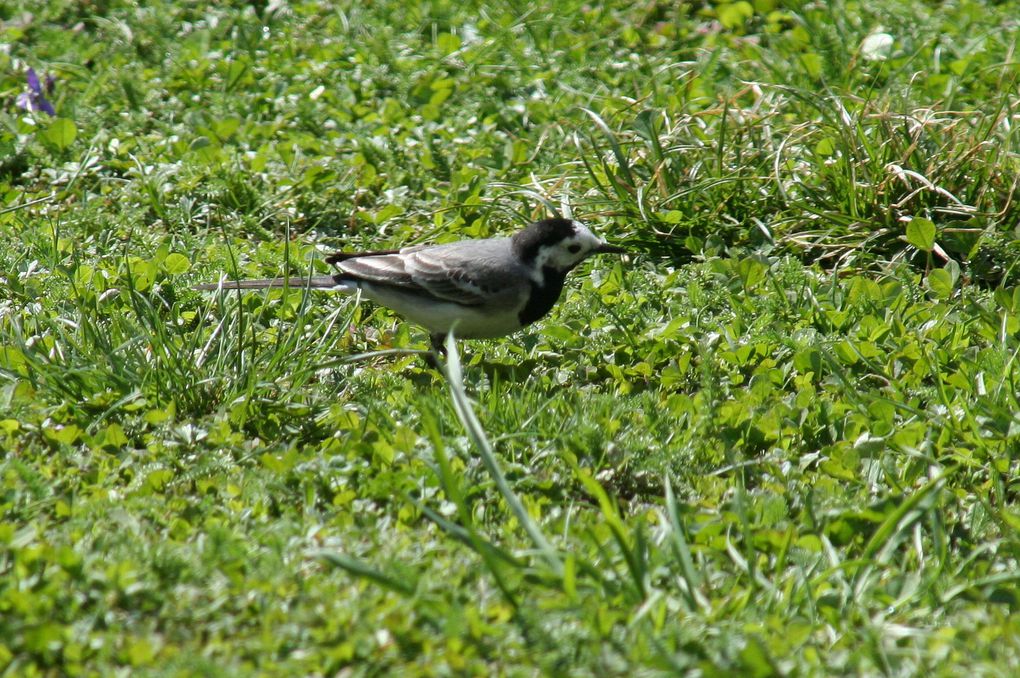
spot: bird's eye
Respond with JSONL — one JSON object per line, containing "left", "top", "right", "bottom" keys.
{"left": 567, "top": 244, "right": 581, "bottom": 254}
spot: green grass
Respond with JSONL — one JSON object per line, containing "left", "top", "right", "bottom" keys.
{"left": 3, "top": 0, "right": 1020, "bottom": 674}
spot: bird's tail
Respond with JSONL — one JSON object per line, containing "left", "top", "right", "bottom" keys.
{"left": 193, "top": 276, "right": 346, "bottom": 291}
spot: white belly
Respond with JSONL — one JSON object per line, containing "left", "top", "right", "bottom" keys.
{"left": 359, "top": 283, "right": 527, "bottom": 338}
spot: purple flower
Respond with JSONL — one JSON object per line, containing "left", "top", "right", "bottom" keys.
{"left": 16, "top": 67, "right": 56, "bottom": 116}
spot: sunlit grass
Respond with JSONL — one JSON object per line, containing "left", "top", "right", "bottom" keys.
{"left": 2, "top": 0, "right": 1020, "bottom": 674}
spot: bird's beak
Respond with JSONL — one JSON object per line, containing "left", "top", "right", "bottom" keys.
{"left": 595, "top": 242, "right": 626, "bottom": 254}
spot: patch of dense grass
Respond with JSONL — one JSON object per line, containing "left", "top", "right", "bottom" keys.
{"left": 2, "top": 0, "right": 1020, "bottom": 674}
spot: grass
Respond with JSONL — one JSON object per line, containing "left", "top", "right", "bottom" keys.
{"left": 2, "top": 0, "right": 1020, "bottom": 674}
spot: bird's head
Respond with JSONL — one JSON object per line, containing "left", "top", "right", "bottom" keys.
{"left": 512, "top": 218, "right": 625, "bottom": 274}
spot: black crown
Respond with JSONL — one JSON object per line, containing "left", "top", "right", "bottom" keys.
{"left": 511, "top": 218, "right": 577, "bottom": 262}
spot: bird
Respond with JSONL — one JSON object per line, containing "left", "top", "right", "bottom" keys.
{"left": 194, "top": 218, "right": 625, "bottom": 355}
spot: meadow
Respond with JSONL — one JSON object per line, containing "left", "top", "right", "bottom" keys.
{"left": 2, "top": 0, "right": 1020, "bottom": 674}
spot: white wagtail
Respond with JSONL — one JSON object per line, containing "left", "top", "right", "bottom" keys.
{"left": 194, "top": 218, "right": 625, "bottom": 354}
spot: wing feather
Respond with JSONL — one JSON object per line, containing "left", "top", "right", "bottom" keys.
{"left": 332, "top": 239, "right": 520, "bottom": 307}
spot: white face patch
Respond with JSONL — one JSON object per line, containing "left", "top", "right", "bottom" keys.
{"left": 532, "top": 221, "right": 606, "bottom": 273}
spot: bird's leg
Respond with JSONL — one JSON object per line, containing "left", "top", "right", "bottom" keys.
{"left": 424, "top": 333, "right": 447, "bottom": 369}
{"left": 430, "top": 333, "right": 448, "bottom": 355}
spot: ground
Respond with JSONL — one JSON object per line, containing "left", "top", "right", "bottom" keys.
{"left": 1, "top": 1, "right": 1020, "bottom": 675}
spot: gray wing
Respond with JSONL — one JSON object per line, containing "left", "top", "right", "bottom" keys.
{"left": 333, "top": 239, "right": 521, "bottom": 307}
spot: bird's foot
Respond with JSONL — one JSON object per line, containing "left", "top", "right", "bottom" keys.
{"left": 424, "top": 333, "right": 447, "bottom": 370}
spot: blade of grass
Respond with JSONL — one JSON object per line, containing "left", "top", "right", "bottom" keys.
{"left": 581, "top": 108, "right": 635, "bottom": 188}
{"left": 664, "top": 476, "right": 709, "bottom": 610}
{"left": 315, "top": 551, "right": 417, "bottom": 596}
{"left": 568, "top": 456, "right": 648, "bottom": 600}
{"left": 439, "top": 332, "right": 562, "bottom": 575}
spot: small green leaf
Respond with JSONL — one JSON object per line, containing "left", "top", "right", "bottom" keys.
{"left": 211, "top": 117, "right": 240, "bottom": 141}
{"left": 717, "top": 1, "right": 754, "bottom": 29}
{"left": 144, "top": 406, "right": 174, "bottom": 425}
{"left": 906, "top": 218, "right": 936, "bottom": 252}
{"left": 994, "top": 287, "right": 1018, "bottom": 313}
{"left": 44, "top": 424, "right": 82, "bottom": 445}
{"left": 813, "top": 137, "right": 836, "bottom": 156}
{"left": 684, "top": 235, "right": 704, "bottom": 253}
{"left": 436, "top": 32, "right": 462, "bottom": 55}
{"left": 926, "top": 268, "right": 954, "bottom": 298}
{"left": 793, "top": 348, "right": 822, "bottom": 375}
{"left": 738, "top": 635, "right": 778, "bottom": 678}
{"left": 944, "top": 259, "right": 961, "bottom": 286}
{"left": 736, "top": 256, "right": 767, "bottom": 289}
{"left": 126, "top": 637, "right": 156, "bottom": 666}
{"left": 799, "top": 52, "right": 823, "bottom": 79}
{"left": 127, "top": 256, "right": 157, "bottom": 291}
{"left": 100, "top": 423, "right": 129, "bottom": 449}
{"left": 0, "top": 346, "right": 28, "bottom": 375}
{"left": 162, "top": 253, "right": 191, "bottom": 275}
{"left": 43, "top": 118, "right": 77, "bottom": 150}
{"left": 145, "top": 469, "right": 174, "bottom": 492}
